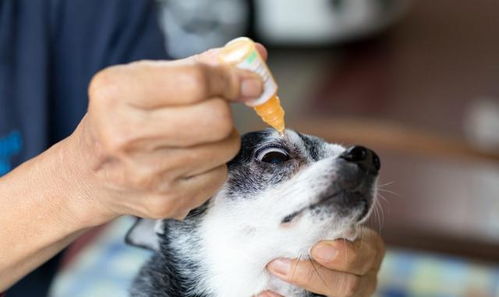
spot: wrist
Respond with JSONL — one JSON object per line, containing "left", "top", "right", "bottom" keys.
{"left": 0, "top": 123, "right": 114, "bottom": 289}
{"left": 13, "top": 122, "right": 118, "bottom": 231}
{"left": 48, "top": 129, "right": 119, "bottom": 229}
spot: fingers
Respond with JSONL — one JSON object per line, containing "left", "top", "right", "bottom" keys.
{"left": 311, "top": 230, "right": 385, "bottom": 276}
{"left": 265, "top": 230, "right": 384, "bottom": 297}
{"left": 173, "top": 165, "right": 228, "bottom": 216}
{"left": 357, "top": 272, "right": 378, "bottom": 297}
{"left": 89, "top": 59, "right": 263, "bottom": 109}
{"left": 83, "top": 44, "right": 267, "bottom": 222}
{"left": 139, "top": 165, "right": 228, "bottom": 220}
{"left": 138, "top": 98, "right": 236, "bottom": 147}
{"left": 175, "top": 129, "right": 240, "bottom": 177}
{"left": 267, "top": 258, "right": 362, "bottom": 297}
{"left": 91, "top": 97, "right": 238, "bottom": 151}
{"left": 125, "top": 130, "right": 240, "bottom": 180}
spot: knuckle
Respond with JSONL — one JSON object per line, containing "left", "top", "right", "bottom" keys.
{"left": 103, "top": 132, "right": 125, "bottom": 152}
{"left": 97, "top": 116, "right": 146, "bottom": 154}
{"left": 342, "top": 276, "right": 361, "bottom": 297}
{"left": 368, "top": 275, "right": 379, "bottom": 295}
{"left": 188, "top": 191, "right": 212, "bottom": 212}
{"left": 175, "top": 154, "right": 198, "bottom": 171}
{"left": 178, "top": 149, "right": 204, "bottom": 166}
{"left": 228, "top": 132, "right": 241, "bottom": 155}
{"left": 100, "top": 126, "right": 134, "bottom": 154}
{"left": 225, "top": 139, "right": 241, "bottom": 162}
{"left": 211, "top": 166, "right": 228, "bottom": 186}
{"left": 130, "top": 168, "right": 157, "bottom": 190}
{"left": 198, "top": 166, "right": 227, "bottom": 198}
{"left": 195, "top": 191, "right": 213, "bottom": 206}
{"left": 345, "top": 276, "right": 360, "bottom": 297}
{"left": 156, "top": 179, "right": 176, "bottom": 196}
{"left": 185, "top": 63, "right": 210, "bottom": 99}
{"left": 157, "top": 170, "right": 177, "bottom": 187}
{"left": 209, "top": 99, "right": 233, "bottom": 140}
{"left": 88, "top": 67, "right": 121, "bottom": 105}
{"left": 364, "top": 274, "right": 378, "bottom": 296}
{"left": 143, "top": 195, "right": 175, "bottom": 219}
{"left": 144, "top": 206, "right": 170, "bottom": 219}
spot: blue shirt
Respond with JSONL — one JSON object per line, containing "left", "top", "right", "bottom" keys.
{"left": 0, "top": 0, "right": 168, "bottom": 174}
{"left": 0, "top": 0, "right": 168, "bottom": 295}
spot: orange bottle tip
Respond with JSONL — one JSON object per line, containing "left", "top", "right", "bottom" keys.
{"left": 253, "top": 95, "right": 286, "bottom": 133}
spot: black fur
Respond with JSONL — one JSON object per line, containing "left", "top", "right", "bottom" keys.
{"left": 297, "top": 132, "right": 322, "bottom": 161}
{"left": 131, "top": 208, "right": 208, "bottom": 297}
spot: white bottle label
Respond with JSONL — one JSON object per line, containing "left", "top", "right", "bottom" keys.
{"left": 234, "top": 50, "right": 278, "bottom": 107}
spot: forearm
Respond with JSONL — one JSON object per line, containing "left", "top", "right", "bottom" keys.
{"left": 0, "top": 138, "right": 98, "bottom": 291}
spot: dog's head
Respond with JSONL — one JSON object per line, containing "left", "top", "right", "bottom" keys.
{"left": 222, "top": 128, "right": 379, "bottom": 229}
{"left": 127, "top": 129, "right": 380, "bottom": 296}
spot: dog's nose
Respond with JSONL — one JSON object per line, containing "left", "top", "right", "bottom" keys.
{"left": 340, "top": 146, "right": 380, "bottom": 173}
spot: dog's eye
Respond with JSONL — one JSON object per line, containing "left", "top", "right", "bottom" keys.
{"left": 256, "top": 147, "right": 289, "bottom": 164}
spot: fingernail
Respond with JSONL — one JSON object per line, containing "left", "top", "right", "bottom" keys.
{"left": 240, "top": 77, "right": 263, "bottom": 100}
{"left": 312, "top": 243, "right": 339, "bottom": 262}
{"left": 268, "top": 258, "right": 291, "bottom": 277}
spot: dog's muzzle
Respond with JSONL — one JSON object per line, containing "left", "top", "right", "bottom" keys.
{"left": 281, "top": 146, "right": 380, "bottom": 224}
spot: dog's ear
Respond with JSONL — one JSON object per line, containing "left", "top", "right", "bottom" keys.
{"left": 125, "top": 218, "right": 164, "bottom": 251}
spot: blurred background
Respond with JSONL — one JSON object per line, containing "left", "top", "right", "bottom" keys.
{"left": 50, "top": 0, "right": 499, "bottom": 296}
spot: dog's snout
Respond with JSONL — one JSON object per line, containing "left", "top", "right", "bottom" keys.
{"left": 340, "top": 146, "right": 380, "bottom": 173}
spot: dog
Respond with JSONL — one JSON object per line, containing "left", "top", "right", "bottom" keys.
{"left": 126, "top": 129, "right": 380, "bottom": 297}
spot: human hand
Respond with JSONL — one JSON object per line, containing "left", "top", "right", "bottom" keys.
{"left": 259, "top": 229, "right": 385, "bottom": 297}
{"left": 61, "top": 46, "right": 266, "bottom": 226}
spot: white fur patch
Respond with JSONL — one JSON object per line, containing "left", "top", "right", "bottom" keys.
{"left": 196, "top": 151, "right": 365, "bottom": 297}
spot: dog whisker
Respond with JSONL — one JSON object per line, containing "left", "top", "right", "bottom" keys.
{"left": 309, "top": 255, "right": 330, "bottom": 292}
{"left": 377, "top": 188, "right": 400, "bottom": 199}
{"left": 375, "top": 199, "right": 385, "bottom": 231}
{"left": 376, "top": 180, "right": 395, "bottom": 188}
{"left": 376, "top": 192, "right": 390, "bottom": 213}
{"left": 290, "top": 255, "right": 301, "bottom": 283}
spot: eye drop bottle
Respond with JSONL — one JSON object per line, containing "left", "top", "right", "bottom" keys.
{"left": 219, "top": 37, "right": 286, "bottom": 134}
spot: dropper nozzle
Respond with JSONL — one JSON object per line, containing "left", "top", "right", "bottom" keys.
{"left": 253, "top": 95, "right": 285, "bottom": 134}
